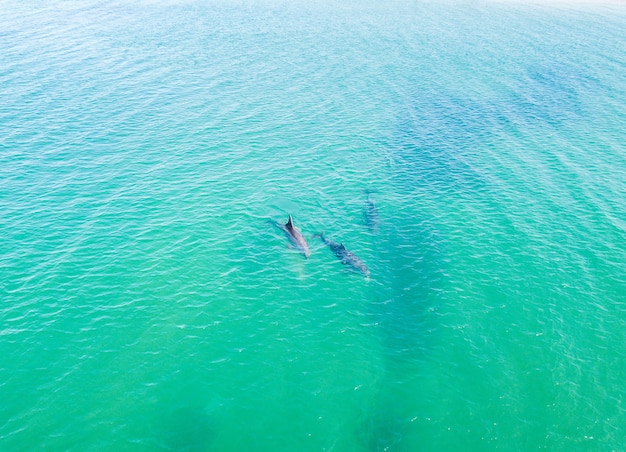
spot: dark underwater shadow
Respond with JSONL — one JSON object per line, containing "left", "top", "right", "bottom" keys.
{"left": 387, "top": 61, "right": 592, "bottom": 196}
{"left": 357, "top": 60, "right": 598, "bottom": 447}
{"left": 358, "top": 201, "right": 448, "bottom": 451}
{"left": 156, "top": 402, "right": 216, "bottom": 451}
{"left": 356, "top": 90, "right": 487, "bottom": 450}
{"left": 369, "top": 216, "right": 446, "bottom": 362}
{"left": 384, "top": 89, "right": 495, "bottom": 197}
{"left": 367, "top": 88, "right": 487, "bottom": 358}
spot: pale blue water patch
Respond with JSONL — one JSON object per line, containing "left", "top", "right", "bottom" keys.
{"left": 2, "top": 0, "right": 626, "bottom": 450}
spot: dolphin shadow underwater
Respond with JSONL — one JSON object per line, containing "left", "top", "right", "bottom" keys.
{"left": 363, "top": 189, "right": 379, "bottom": 234}
{"left": 316, "top": 233, "right": 370, "bottom": 279}
{"left": 274, "top": 215, "right": 311, "bottom": 259}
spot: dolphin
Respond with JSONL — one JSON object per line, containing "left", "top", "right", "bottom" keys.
{"left": 364, "top": 189, "right": 379, "bottom": 233}
{"left": 318, "top": 233, "right": 370, "bottom": 278}
{"left": 277, "top": 215, "right": 311, "bottom": 259}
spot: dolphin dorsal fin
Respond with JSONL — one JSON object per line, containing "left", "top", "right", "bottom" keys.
{"left": 286, "top": 215, "right": 294, "bottom": 229}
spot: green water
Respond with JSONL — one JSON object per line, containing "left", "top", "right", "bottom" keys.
{"left": 1, "top": 0, "right": 626, "bottom": 450}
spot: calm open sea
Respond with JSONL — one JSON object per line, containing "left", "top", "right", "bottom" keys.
{"left": 1, "top": 0, "right": 625, "bottom": 450}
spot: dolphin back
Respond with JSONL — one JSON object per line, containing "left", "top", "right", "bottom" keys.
{"left": 277, "top": 215, "right": 310, "bottom": 259}
{"left": 319, "top": 234, "right": 370, "bottom": 278}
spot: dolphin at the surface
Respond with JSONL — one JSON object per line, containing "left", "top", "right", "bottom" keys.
{"left": 364, "top": 190, "right": 379, "bottom": 233}
{"left": 318, "top": 233, "right": 370, "bottom": 278}
{"left": 278, "top": 215, "right": 311, "bottom": 259}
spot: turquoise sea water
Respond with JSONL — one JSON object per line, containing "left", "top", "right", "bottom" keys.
{"left": 2, "top": 1, "right": 626, "bottom": 450}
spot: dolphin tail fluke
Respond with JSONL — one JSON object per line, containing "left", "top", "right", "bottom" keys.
{"left": 313, "top": 232, "right": 326, "bottom": 243}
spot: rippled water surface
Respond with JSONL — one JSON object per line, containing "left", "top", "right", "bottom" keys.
{"left": 2, "top": 1, "right": 626, "bottom": 450}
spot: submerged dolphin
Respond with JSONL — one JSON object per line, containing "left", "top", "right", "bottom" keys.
{"left": 278, "top": 215, "right": 311, "bottom": 259}
{"left": 318, "top": 233, "right": 370, "bottom": 278}
{"left": 364, "top": 189, "right": 379, "bottom": 233}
